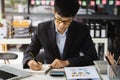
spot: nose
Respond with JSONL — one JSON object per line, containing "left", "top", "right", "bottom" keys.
{"left": 59, "top": 22, "right": 65, "bottom": 26}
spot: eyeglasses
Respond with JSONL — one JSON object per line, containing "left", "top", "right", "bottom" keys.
{"left": 54, "top": 17, "right": 72, "bottom": 25}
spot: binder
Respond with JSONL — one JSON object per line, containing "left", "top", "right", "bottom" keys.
{"left": 95, "top": 23, "right": 101, "bottom": 38}
{"left": 101, "top": 23, "right": 106, "bottom": 38}
{"left": 90, "top": 23, "right": 95, "bottom": 38}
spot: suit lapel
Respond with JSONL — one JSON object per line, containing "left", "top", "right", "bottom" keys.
{"left": 62, "top": 22, "right": 75, "bottom": 59}
{"left": 48, "top": 21, "right": 61, "bottom": 59}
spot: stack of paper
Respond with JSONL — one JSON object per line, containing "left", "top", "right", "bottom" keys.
{"left": 64, "top": 66, "right": 100, "bottom": 80}
{"left": 11, "top": 20, "right": 31, "bottom": 38}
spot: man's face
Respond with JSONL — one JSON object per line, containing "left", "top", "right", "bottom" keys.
{"left": 54, "top": 13, "right": 73, "bottom": 33}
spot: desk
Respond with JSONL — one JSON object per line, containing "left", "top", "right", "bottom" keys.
{"left": 1, "top": 64, "right": 109, "bottom": 80}
{"left": 0, "top": 38, "right": 31, "bottom": 52}
{"left": 0, "top": 38, "right": 107, "bottom": 44}
{"left": 0, "top": 38, "right": 108, "bottom": 54}
{"left": 0, "top": 38, "right": 31, "bottom": 44}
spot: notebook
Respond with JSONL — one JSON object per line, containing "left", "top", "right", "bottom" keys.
{"left": 25, "top": 64, "right": 51, "bottom": 74}
{"left": 0, "top": 65, "right": 31, "bottom": 80}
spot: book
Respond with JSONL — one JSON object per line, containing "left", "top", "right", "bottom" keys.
{"left": 64, "top": 66, "right": 101, "bottom": 80}
{"left": 95, "top": 23, "right": 101, "bottom": 38}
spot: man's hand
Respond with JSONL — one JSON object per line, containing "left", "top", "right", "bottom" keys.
{"left": 50, "top": 59, "right": 70, "bottom": 69}
{"left": 27, "top": 59, "right": 42, "bottom": 70}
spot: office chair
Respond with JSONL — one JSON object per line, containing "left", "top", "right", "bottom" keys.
{"left": 0, "top": 53, "right": 18, "bottom": 64}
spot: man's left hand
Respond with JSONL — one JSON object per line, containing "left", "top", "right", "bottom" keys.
{"left": 50, "top": 59, "right": 70, "bottom": 69}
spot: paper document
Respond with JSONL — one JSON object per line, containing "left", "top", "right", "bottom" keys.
{"left": 25, "top": 64, "right": 51, "bottom": 74}
{"left": 64, "top": 66, "right": 100, "bottom": 80}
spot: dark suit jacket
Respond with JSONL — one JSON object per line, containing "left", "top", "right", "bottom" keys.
{"left": 23, "top": 20, "right": 98, "bottom": 68}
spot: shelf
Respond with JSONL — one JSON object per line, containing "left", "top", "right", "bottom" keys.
{"left": 0, "top": 38, "right": 31, "bottom": 44}
{"left": 5, "top": 12, "right": 54, "bottom": 17}
{"left": 0, "top": 38, "right": 107, "bottom": 44}
{"left": 75, "top": 14, "right": 120, "bottom": 20}
{"left": 5, "top": 12, "right": 120, "bottom": 20}
{"left": 92, "top": 38, "right": 108, "bottom": 43}
{"left": 0, "top": 38, "right": 108, "bottom": 60}
{"left": 5, "top": 12, "right": 29, "bottom": 17}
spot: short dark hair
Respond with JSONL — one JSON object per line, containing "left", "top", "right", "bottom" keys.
{"left": 54, "top": 0, "right": 79, "bottom": 17}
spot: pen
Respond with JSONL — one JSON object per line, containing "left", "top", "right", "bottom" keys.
{"left": 105, "top": 56, "right": 112, "bottom": 65}
{"left": 29, "top": 51, "right": 38, "bottom": 63}
{"left": 116, "top": 56, "right": 120, "bottom": 65}
{"left": 45, "top": 66, "right": 52, "bottom": 74}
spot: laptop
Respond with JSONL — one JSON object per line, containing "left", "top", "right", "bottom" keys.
{"left": 0, "top": 65, "right": 31, "bottom": 80}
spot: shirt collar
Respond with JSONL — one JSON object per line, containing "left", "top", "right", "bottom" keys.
{"left": 55, "top": 28, "right": 68, "bottom": 35}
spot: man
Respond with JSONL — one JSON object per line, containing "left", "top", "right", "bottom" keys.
{"left": 23, "top": 0, "right": 98, "bottom": 70}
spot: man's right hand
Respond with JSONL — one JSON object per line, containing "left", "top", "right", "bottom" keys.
{"left": 27, "top": 59, "right": 42, "bottom": 70}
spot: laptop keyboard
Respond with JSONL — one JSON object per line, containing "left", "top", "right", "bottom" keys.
{"left": 0, "top": 70, "right": 17, "bottom": 79}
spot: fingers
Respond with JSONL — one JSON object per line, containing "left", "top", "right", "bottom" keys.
{"left": 38, "top": 61, "right": 42, "bottom": 65}
{"left": 28, "top": 60, "right": 42, "bottom": 70}
{"left": 50, "top": 59, "right": 69, "bottom": 69}
{"left": 50, "top": 59, "right": 62, "bottom": 69}
{"left": 51, "top": 59, "right": 60, "bottom": 69}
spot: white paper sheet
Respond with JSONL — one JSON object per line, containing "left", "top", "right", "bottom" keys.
{"left": 64, "top": 66, "right": 100, "bottom": 80}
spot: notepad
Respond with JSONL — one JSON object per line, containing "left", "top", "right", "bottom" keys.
{"left": 25, "top": 64, "right": 51, "bottom": 74}
{"left": 64, "top": 66, "right": 100, "bottom": 80}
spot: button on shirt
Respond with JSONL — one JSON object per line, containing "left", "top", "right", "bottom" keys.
{"left": 56, "top": 29, "right": 68, "bottom": 58}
